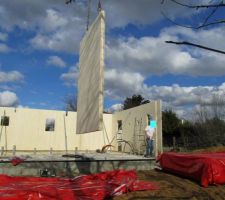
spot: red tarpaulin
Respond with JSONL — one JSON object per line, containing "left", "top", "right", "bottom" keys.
{"left": 10, "top": 157, "right": 25, "bottom": 166}
{"left": 157, "top": 152, "right": 225, "bottom": 187}
{"left": 0, "top": 170, "right": 159, "bottom": 200}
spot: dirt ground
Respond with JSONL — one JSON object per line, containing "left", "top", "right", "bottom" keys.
{"left": 192, "top": 146, "right": 225, "bottom": 153}
{"left": 112, "top": 169, "right": 225, "bottom": 200}
{"left": 112, "top": 147, "right": 225, "bottom": 200}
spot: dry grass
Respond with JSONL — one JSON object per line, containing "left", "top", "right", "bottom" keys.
{"left": 112, "top": 170, "right": 225, "bottom": 200}
{"left": 192, "top": 146, "right": 225, "bottom": 153}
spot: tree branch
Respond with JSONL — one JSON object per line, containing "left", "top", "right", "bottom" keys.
{"left": 161, "top": 11, "right": 196, "bottom": 29}
{"left": 167, "top": 0, "right": 225, "bottom": 9}
{"left": 202, "top": 5, "right": 219, "bottom": 26}
{"left": 65, "top": 0, "right": 75, "bottom": 4}
{"left": 165, "top": 41, "right": 225, "bottom": 55}
{"left": 161, "top": 11, "right": 225, "bottom": 29}
{"left": 199, "top": 19, "right": 225, "bottom": 28}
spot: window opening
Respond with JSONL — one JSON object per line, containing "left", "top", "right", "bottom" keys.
{"left": 118, "top": 120, "right": 122, "bottom": 130}
{"left": 45, "top": 118, "right": 55, "bottom": 131}
{"left": 117, "top": 120, "right": 123, "bottom": 140}
{"left": 1, "top": 116, "right": 9, "bottom": 126}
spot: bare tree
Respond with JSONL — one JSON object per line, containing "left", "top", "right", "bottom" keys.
{"left": 194, "top": 94, "right": 225, "bottom": 122}
{"left": 187, "top": 94, "right": 225, "bottom": 147}
{"left": 64, "top": 95, "right": 77, "bottom": 111}
{"left": 162, "top": 0, "right": 225, "bottom": 29}
{"left": 65, "top": 0, "right": 75, "bottom": 4}
{"left": 161, "top": 0, "right": 225, "bottom": 54}
{"left": 165, "top": 41, "right": 225, "bottom": 55}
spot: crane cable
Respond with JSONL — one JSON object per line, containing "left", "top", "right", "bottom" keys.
{"left": 65, "top": 0, "right": 102, "bottom": 31}
{"left": 86, "top": 0, "right": 91, "bottom": 31}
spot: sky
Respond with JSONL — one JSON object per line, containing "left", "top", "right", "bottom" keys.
{"left": 0, "top": 0, "right": 225, "bottom": 119}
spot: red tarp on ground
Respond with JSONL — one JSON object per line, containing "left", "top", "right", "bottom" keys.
{"left": 0, "top": 170, "right": 159, "bottom": 200}
{"left": 157, "top": 152, "right": 225, "bottom": 187}
{"left": 10, "top": 157, "right": 25, "bottom": 166}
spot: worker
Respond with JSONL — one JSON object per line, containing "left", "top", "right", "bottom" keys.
{"left": 144, "top": 120, "right": 156, "bottom": 157}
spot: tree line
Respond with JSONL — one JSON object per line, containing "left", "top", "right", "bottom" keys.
{"left": 163, "top": 94, "right": 225, "bottom": 150}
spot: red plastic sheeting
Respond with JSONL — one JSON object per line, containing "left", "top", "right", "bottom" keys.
{"left": 10, "top": 157, "right": 25, "bottom": 166}
{"left": 0, "top": 170, "right": 159, "bottom": 200}
{"left": 158, "top": 152, "right": 225, "bottom": 187}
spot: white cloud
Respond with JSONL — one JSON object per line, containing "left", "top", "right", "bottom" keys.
{"left": 163, "top": 26, "right": 225, "bottom": 52}
{"left": 60, "top": 65, "right": 79, "bottom": 86}
{"left": 0, "top": 91, "right": 18, "bottom": 107}
{"left": 30, "top": 6, "right": 86, "bottom": 53}
{"left": 0, "top": 1, "right": 87, "bottom": 53}
{"left": 103, "top": 0, "right": 194, "bottom": 28}
{"left": 0, "top": 71, "right": 24, "bottom": 83}
{"left": 107, "top": 103, "right": 123, "bottom": 113}
{"left": 47, "top": 56, "right": 66, "bottom": 68}
{"left": 0, "top": 0, "right": 200, "bottom": 54}
{"left": 103, "top": 18, "right": 225, "bottom": 119}
{"left": 104, "top": 68, "right": 225, "bottom": 119}
{"left": 0, "top": 43, "right": 11, "bottom": 53}
{"left": 106, "top": 25, "right": 225, "bottom": 77}
{"left": 147, "top": 84, "right": 215, "bottom": 107}
{"left": 40, "top": 9, "right": 68, "bottom": 32}
{"left": 0, "top": 0, "right": 194, "bottom": 30}
{"left": 30, "top": 28, "right": 82, "bottom": 53}
{"left": 0, "top": 33, "right": 8, "bottom": 41}
{"left": 0, "top": 1, "right": 72, "bottom": 30}
{"left": 105, "top": 69, "right": 146, "bottom": 100}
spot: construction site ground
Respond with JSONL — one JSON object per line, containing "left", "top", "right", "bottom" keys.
{"left": 112, "top": 169, "right": 225, "bottom": 200}
{"left": 1, "top": 147, "right": 225, "bottom": 199}
{"left": 113, "top": 146, "right": 225, "bottom": 200}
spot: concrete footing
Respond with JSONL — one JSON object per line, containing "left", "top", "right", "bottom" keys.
{"left": 0, "top": 152, "right": 155, "bottom": 177}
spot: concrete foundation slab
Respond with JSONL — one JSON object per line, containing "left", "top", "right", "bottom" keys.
{"left": 0, "top": 152, "right": 155, "bottom": 177}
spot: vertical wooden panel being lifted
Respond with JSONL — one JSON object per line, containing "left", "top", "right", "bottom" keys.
{"left": 76, "top": 11, "right": 105, "bottom": 134}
